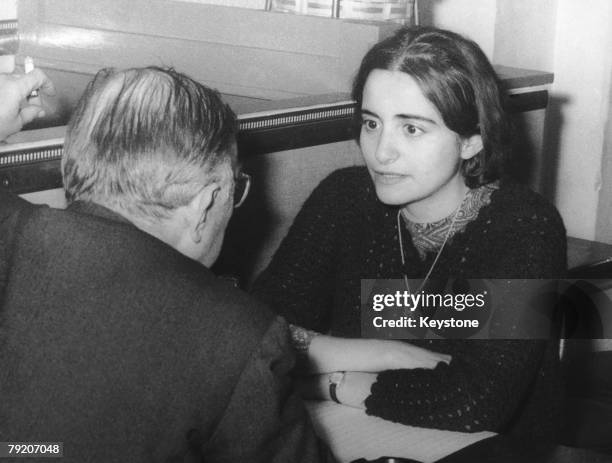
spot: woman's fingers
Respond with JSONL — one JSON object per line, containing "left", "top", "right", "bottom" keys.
{"left": 396, "top": 342, "right": 452, "bottom": 369}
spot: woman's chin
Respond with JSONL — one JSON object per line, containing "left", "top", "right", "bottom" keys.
{"left": 373, "top": 187, "right": 415, "bottom": 207}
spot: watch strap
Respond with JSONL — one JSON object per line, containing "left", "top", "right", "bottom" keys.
{"left": 329, "top": 372, "right": 345, "bottom": 404}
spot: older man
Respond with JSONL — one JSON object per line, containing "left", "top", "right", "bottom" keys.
{"left": 0, "top": 67, "right": 323, "bottom": 462}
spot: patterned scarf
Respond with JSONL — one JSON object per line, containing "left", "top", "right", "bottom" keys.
{"left": 403, "top": 182, "right": 499, "bottom": 259}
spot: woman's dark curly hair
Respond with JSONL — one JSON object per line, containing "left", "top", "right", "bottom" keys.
{"left": 352, "top": 26, "right": 513, "bottom": 188}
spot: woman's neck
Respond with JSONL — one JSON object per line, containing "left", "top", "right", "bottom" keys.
{"left": 401, "top": 180, "right": 470, "bottom": 224}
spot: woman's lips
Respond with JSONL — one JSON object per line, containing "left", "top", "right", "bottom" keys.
{"left": 373, "top": 171, "right": 409, "bottom": 185}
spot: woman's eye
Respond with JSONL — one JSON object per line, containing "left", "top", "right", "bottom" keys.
{"left": 362, "top": 119, "right": 378, "bottom": 131}
{"left": 404, "top": 124, "right": 423, "bottom": 136}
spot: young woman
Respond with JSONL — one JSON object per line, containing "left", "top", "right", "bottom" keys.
{"left": 252, "top": 26, "right": 566, "bottom": 440}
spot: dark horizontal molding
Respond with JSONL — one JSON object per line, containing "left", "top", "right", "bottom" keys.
{"left": 238, "top": 107, "right": 355, "bottom": 155}
{"left": 0, "top": 19, "right": 18, "bottom": 34}
{"left": 0, "top": 19, "right": 18, "bottom": 54}
{"left": 505, "top": 90, "right": 549, "bottom": 113}
{"left": 0, "top": 159, "right": 61, "bottom": 195}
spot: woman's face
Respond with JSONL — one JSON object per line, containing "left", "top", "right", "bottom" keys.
{"left": 359, "top": 69, "right": 480, "bottom": 222}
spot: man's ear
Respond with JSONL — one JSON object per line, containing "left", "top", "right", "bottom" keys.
{"left": 460, "top": 134, "right": 483, "bottom": 160}
{"left": 188, "top": 183, "right": 220, "bottom": 244}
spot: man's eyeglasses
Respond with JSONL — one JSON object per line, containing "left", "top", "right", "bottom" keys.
{"left": 233, "top": 172, "right": 251, "bottom": 209}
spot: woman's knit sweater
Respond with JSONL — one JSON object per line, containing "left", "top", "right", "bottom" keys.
{"left": 252, "top": 166, "right": 567, "bottom": 439}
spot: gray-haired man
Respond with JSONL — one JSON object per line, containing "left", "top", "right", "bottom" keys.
{"left": 0, "top": 67, "right": 323, "bottom": 462}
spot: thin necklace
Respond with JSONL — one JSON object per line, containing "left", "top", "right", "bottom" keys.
{"left": 397, "top": 194, "right": 466, "bottom": 293}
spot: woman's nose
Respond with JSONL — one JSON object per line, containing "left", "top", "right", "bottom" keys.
{"left": 374, "top": 131, "right": 400, "bottom": 165}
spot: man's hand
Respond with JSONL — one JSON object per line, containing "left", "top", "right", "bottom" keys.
{"left": 0, "top": 69, "right": 55, "bottom": 141}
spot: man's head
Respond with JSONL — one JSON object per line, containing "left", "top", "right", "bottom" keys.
{"left": 62, "top": 67, "right": 238, "bottom": 266}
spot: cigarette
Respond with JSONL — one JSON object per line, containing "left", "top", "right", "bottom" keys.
{"left": 24, "top": 56, "right": 39, "bottom": 97}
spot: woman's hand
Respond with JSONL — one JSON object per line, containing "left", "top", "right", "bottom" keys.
{"left": 0, "top": 69, "right": 55, "bottom": 141}
{"left": 306, "top": 335, "right": 451, "bottom": 374}
{"left": 298, "top": 340, "right": 450, "bottom": 408}
{"left": 381, "top": 340, "right": 451, "bottom": 370}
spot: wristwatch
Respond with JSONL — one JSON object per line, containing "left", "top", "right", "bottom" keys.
{"left": 328, "top": 371, "right": 346, "bottom": 404}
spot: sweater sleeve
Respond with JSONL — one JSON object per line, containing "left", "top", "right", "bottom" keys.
{"left": 365, "top": 339, "right": 546, "bottom": 432}
{"left": 251, "top": 168, "right": 359, "bottom": 332}
{"left": 365, "top": 195, "right": 567, "bottom": 433}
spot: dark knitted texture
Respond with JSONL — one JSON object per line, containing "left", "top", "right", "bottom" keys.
{"left": 253, "top": 166, "right": 568, "bottom": 440}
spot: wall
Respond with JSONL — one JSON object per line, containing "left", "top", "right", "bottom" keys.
{"left": 0, "top": 0, "right": 17, "bottom": 19}
{"left": 596, "top": 73, "right": 612, "bottom": 244}
{"left": 172, "top": 0, "right": 265, "bottom": 9}
{"left": 0, "top": 0, "right": 17, "bottom": 71}
{"left": 418, "top": 0, "right": 497, "bottom": 58}
{"left": 493, "top": 0, "right": 558, "bottom": 72}
{"left": 547, "top": 0, "right": 612, "bottom": 241}
{"left": 17, "top": 0, "right": 396, "bottom": 100}
{"left": 417, "top": 0, "right": 557, "bottom": 71}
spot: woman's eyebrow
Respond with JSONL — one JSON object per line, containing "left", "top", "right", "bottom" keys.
{"left": 396, "top": 113, "right": 438, "bottom": 125}
{"left": 360, "top": 109, "right": 379, "bottom": 118}
{"left": 360, "top": 108, "right": 437, "bottom": 125}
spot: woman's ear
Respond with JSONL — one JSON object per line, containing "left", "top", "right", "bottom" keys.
{"left": 188, "top": 183, "right": 220, "bottom": 244}
{"left": 460, "top": 134, "right": 484, "bottom": 160}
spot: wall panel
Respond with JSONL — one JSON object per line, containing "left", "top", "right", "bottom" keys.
{"left": 18, "top": 0, "right": 397, "bottom": 99}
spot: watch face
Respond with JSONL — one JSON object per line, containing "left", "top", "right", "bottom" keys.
{"left": 329, "top": 372, "right": 344, "bottom": 384}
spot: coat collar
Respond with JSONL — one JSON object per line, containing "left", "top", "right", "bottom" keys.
{"left": 66, "top": 200, "right": 133, "bottom": 226}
